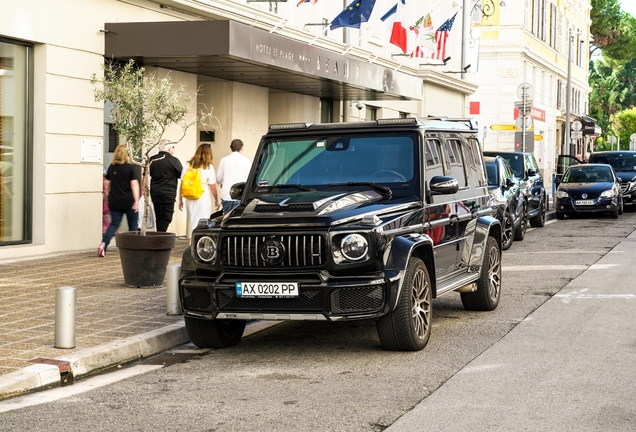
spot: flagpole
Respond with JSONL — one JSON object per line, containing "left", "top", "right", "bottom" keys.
{"left": 342, "top": 19, "right": 383, "bottom": 55}
{"left": 270, "top": 5, "right": 297, "bottom": 33}
{"left": 309, "top": 25, "right": 329, "bottom": 45}
{"left": 368, "top": 46, "right": 392, "bottom": 64}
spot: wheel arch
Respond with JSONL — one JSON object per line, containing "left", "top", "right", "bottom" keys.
{"left": 385, "top": 234, "right": 437, "bottom": 297}
{"left": 468, "top": 216, "right": 501, "bottom": 269}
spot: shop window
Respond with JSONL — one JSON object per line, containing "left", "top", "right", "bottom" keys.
{"left": 0, "top": 39, "right": 32, "bottom": 244}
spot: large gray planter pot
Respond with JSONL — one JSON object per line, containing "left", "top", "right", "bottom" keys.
{"left": 115, "top": 231, "right": 176, "bottom": 288}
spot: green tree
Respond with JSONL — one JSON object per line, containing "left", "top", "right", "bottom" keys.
{"left": 91, "top": 59, "right": 217, "bottom": 235}
{"left": 588, "top": 59, "right": 625, "bottom": 141}
{"left": 590, "top": 0, "right": 636, "bottom": 62}
{"left": 612, "top": 107, "right": 636, "bottom": 149}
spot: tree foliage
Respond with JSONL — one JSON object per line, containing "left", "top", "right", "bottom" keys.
{"left": 612, "top": 108, "right": 636, "bottom": 149}
{"left": 91, "top": 59, "right": 217, "bottom": 234}
{"left": 590, "top": 0, "right": 636, "bottom": 61}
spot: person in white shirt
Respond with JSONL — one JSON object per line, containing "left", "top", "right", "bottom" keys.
{"left": 216, "top": 138, "right": 252, "bottom": 214}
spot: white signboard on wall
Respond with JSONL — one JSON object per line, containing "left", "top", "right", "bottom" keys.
{"left": 81, "top": 139, "right": 102, "bottom": 163}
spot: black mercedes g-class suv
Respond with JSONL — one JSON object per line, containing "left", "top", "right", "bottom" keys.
{"left": 179, "top": 118, "right": 502, "bottom": 351}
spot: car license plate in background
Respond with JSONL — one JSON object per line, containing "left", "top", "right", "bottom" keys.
{"left": 575, "top": 200, "right": 595, "bottom": 205}
{"left": 236, "top": 282, "right": 299, "bottom": 298}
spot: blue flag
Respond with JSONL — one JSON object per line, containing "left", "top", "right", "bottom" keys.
{"left": 330, "top": 0, "right": 378, "bottom": 31}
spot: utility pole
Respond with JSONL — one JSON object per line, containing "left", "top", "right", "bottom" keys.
{"left": 564, "top": 26, "right": 572, "bottom": 156}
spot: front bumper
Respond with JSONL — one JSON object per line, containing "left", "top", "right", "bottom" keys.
{"left": 556, "top": 197, "right": 618, "bottom": 214}
{"left": 621, "top": 188, "right": 636, "bottom": 204}
{"left": 179, "top": 272, "right": 402, "bottom": 322}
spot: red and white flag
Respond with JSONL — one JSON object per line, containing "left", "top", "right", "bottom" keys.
{"left": 380, "top": 0, "right": 408, "bottom": 54}
{"left": 297, "top": 0, "right": 318, "bottom": 6}
{"left": 410, "top": 13, "right": 435, "bottom": 58}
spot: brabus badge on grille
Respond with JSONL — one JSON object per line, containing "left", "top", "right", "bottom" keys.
{"left": 260, "top": 238, "right": 286, "bottom": 265}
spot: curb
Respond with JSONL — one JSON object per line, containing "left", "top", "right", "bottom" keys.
{"left": 0, "top": 323, "right": 188, "bottom": 400}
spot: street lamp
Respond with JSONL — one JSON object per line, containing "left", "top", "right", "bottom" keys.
{"left": 564, "top": 26, "right": 573, "bottom": 156}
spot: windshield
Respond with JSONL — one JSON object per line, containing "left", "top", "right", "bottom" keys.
{"left": 253, "top": 134, "right": 418, "bottom": 193}
{"left": 588, "top": 153, "right": 636, "bottom": 172}
{"left": 495, "top": 154, "right": 523, "bottom": 178}
{"left": 563, "top": 166, "right": 613, "bottom": 183}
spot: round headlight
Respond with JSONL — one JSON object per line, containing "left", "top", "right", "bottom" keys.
{"left": 340, "top": 234, "right": 368, "bottom": 261}
{"left": 196, "top": 236, "right": 217, "bottom": 262}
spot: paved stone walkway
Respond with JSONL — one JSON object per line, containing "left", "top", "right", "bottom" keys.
{"left": 0, "top": 238, "right": 189, "bottom": 377}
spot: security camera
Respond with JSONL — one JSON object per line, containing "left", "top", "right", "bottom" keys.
{"left": 355, "top": 101, "right": 365, "bottom": 111}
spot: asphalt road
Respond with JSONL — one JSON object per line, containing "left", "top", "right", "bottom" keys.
{"left": 2, "top": 212, "right": 635, "bottom": 431}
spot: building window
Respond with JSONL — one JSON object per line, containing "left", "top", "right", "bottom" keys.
{"left": 0, "top": 39, "right": 32, "bottom": 244}
{"left": 365, "top": 106, "right": 377, "bottom": 121}
{"left": 320, "top": 99, "right": 333, "bottom": 123}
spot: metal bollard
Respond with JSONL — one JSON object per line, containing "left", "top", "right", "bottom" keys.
{"left": 55, "top": 286, "right": 76, "bottom": 349}
{"left": 166, "top": 264, "right": 182, "bottom": 316}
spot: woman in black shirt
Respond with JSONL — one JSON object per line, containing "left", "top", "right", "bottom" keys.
{"left": 98, "top": 144, "right": 140, "bottom": 257}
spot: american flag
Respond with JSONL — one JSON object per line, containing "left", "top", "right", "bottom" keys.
{"left": 431, "top": 12, "right": 457, "bottom": 60}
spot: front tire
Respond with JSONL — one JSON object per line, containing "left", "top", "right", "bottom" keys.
{"left": 185, "top": 316, "right": 246, "bottom": 349}
{"left": 377, "top": 257, "right": 432, "bottom": 351}
{"left": 461, "top": 236, "right": 501, "bottom": 311}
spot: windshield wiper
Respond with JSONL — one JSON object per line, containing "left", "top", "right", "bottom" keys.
{"left": 257, "top": 183, "right": 316, "bottom": 192}
{"left": 327, "top": 182, "right": 392, "bottom": 198}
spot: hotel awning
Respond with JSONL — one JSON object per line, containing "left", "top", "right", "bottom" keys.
{"left": 104, "top": 20, "right": 422, "bottom": 101}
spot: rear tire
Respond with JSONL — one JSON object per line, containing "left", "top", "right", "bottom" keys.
{"left": 529, "top": 197, "right": 546, "bottom": 227}
{"left": 377, "top": 257, "right": 432, "bottom": 351}
{"left": 185, "top": 316, "right": 246, "bottom": 349}
{"left": 513, "top": 203, "right": 527, "bottom": 241}
{"left": 461, "top": 236, "right": 501, "bottom": 311}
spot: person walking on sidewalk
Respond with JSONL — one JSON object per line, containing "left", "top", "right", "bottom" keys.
{"left": 178, "top": 143, "right": 221, "bottom": 236}
{"left": 146, "top": 139, "right": 183, "bottom": 232}
{"left": 98, "top": 144, "right": 140, "bottom": 257}
{"left": 216, "top": 138, "right": 251, "bottom": 214}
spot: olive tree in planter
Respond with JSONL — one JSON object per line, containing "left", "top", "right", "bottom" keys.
{"left": 92, "top": 59, "right": 216, "bottom": 287}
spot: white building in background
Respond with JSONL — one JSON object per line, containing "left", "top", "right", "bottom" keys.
{"left": 469, "top": 0, "right": 592, "bottom": 189}
{"left": 0, "top": 0, "right": 485, "bottom": 260}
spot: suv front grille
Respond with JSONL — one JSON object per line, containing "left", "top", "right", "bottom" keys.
{"left": 182, "top": 284, "right": 215, "bottom": 312}
{"left": 217, "top": 289, "right": 323, "bottom": 311}
{"left": 221, "top": 234, "right": 326, "bottom": 268}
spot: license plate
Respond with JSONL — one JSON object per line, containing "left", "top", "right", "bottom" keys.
{"left": 575, "top": 200, "right": 595, "bottom": 205}
{"left": 236, "top": 282, "right": 299, "bottom": 298}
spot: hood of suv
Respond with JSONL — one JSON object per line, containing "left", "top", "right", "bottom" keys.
{"left": 220, "top": 190, "right": 418, "bottom": 227}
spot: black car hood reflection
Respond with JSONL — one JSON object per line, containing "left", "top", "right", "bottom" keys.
{"left": 221, "top": 189, "right": 418, "bottom": 227}
{"left": 558, "top": 181, "right": 615, "bottom": 194}
{"left": 614, "top": 171, "right": 636, "bottom": 183}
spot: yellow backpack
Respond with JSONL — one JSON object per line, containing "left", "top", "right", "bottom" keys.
{"left": 181, "top": 167, "right": 204, "bottom": 200}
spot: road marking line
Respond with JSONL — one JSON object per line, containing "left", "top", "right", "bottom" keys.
{"left": 0, "top": 364, "right": 163, "bottom": 413}
{"left": 503, "top": 264, "right": 618, "bottom": 271}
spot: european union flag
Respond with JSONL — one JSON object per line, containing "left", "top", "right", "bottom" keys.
{"left": 330, "top": 0, "right": 377, "bottom": 31}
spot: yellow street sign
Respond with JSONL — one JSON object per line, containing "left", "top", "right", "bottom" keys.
{"left": 534, "top": 135, "right": 543, "bottom": 141}
{"left": 490, "top": 124, "right": 535, "bottom": 131}
{"left": 490, "top": 124, "right": 518, "bottom": 130}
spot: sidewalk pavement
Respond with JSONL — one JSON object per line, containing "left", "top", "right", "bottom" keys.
{"left": 0, "top": 237, "right": 191, "bottom": 400}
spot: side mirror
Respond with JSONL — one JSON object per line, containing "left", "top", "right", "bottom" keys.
{"left": 430, "top": 176, "right": 459, "bottom": 196}
{"left": 527, "top": 168, "right": 537, "bottom": 177}
{"left": 505, "top": 178, "right": 515, "bottom": 189}
{"left": 554, "top": 177, "right": 561, "bottom": 186}
{"left": 230, "top": 182, "right": 245, "bottom": 200}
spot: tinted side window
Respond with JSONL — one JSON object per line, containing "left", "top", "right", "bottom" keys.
{"left": 425, "top": 136, "right": 445, "bottom": 180}
{"left": 445, "top": 138, "right": 467, "bottom": 187}
{"left": 466, "top": 137, "right": 487, "bottom": 188}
